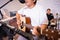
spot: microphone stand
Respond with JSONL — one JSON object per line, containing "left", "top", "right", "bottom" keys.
{"left": 0, "top": 0, "right": 13, "bottom": 9}
{"left": 0, "top": 0, "right": 13, "bottom": 19}
{"left": 15, "top": 29, "right": 34, "bottom": 40}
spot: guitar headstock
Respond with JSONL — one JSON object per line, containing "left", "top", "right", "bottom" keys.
{"left": 42, "top": 29, "right": 60, "bottom": 40}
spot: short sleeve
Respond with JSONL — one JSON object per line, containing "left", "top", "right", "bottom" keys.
{"left": 18, "top": 8, "right": 24, "bottom": 15}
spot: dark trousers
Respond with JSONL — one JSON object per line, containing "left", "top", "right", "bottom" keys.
{"left": 0, "top": 37, "right": 2, "bottom": 40}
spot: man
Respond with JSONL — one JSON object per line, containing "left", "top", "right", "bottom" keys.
{"left": 46, "top": 8, "right": 54, "bottom": 26}
{"left": 16, "top": 0, "right": 48, "bottom": 40}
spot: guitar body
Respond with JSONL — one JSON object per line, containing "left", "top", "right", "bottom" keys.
{"left": 19, "top": 16, "right": 31, "bottom": 32}
{"left": 20, "top": 16, "right": 31, "bottom": 24}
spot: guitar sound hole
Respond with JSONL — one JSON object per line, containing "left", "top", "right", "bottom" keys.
{"left": 21, "top": 26, "right": 23, "bottom": 29}
{"left": 21, "top": 21, "right": 24, "bottom": 29}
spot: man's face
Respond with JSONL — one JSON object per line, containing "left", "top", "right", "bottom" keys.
{"left": 25, "top": 0, "right": 34, "bottom": 7}
{"left": 47, "top": 10, "right": 51, "bottom": 14}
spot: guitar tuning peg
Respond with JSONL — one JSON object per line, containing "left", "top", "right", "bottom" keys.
{"left": 45, "top": 34, "right": 48, "bottom": 36}
{"left": 51, "top": 30, "right": 54, "bottom": 33}
{"left": 51, "top": 36, "right": 54, "bottom": 40}
{"left": 51, "top": 36, "right": 53, "bottom": 38}
{"left": 46, "top": 29, "right": 48, "bottom": 32}
{"left": 58, "top": 32, "right": 60, "bottom": 35}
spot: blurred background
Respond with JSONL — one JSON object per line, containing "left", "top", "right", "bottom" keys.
{"left": 0, "top": 0, "right": 60, "bottom": 40}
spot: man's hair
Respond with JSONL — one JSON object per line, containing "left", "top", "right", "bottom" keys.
{"left": 47, "top": 8, "right": 51, "bottom": 11}
{"left": 34, "top": 0, "right": 37, "bottom": 4}
{"left": 19, "top": 0, "right": 37, "bottom": 4}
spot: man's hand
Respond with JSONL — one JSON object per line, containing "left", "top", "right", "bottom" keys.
{"left": 40, "top": 24, "right": 47, "bottom": 31}
{"left": 32, "top": 26, "right": 40, "bottom": 36}
{"left": 32, "top": 24, "right": 47, "bottom": 36}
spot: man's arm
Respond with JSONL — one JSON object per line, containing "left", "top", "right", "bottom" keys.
{"left": 40, "top": 24, "right": 47, "bottom": 31}
{"left": 32, "top": 24, "right": 47, "bottom": 36}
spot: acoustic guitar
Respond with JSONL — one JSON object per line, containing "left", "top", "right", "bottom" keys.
{"left": 17, "top": 15, "right": 32, "bottom": 32}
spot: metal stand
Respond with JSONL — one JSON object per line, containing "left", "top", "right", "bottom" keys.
{"left": 56, "top": 13, "right": 59, "bottom": 30}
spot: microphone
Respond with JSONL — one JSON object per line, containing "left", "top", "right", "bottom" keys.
{"left": 7, "top": 25, "right": 34, "bottom": 40}
{"left": 15, "top": 29, "right": 34, "bottom": 40}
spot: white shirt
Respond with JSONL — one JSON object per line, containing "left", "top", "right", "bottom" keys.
{"left": 18, "top": 4, "right": 48, "bottom": 27}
